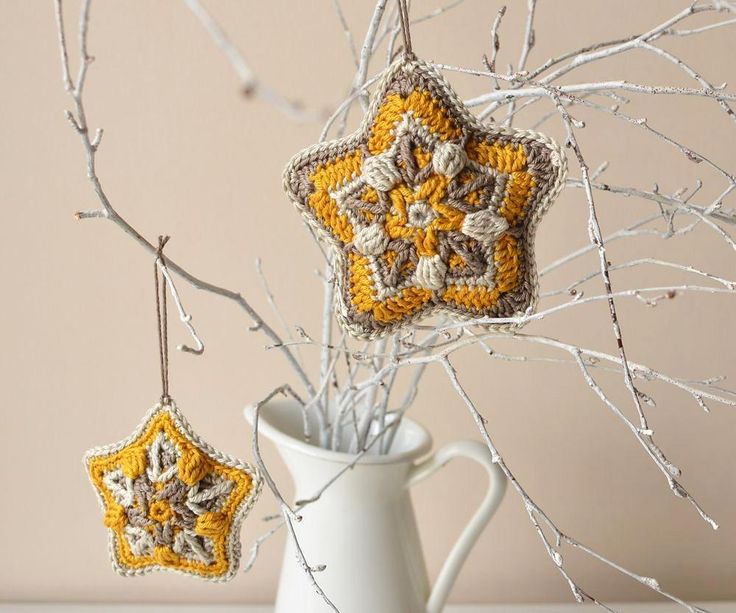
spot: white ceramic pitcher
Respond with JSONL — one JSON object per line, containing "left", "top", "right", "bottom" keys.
{"left": 244, "top": 401, "right": 506, "bottom": 613}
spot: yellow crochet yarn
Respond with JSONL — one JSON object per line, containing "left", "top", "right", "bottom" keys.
{"left": 85, "top": 401, "right": 261, "bottom": 581}
{"left": 284, "top": 57, "right": 566, "bottom": 338}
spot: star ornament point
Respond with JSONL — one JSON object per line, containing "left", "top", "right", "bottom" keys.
{"left": 284, "top": 58, "right": 567, "bottom": 339}
{"left": 85, "top": 401, "right": 262, "bottom": 581}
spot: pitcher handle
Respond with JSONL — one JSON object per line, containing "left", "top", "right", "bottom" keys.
{"left": 407, "top": 440, "right": 507, "bottom": 613}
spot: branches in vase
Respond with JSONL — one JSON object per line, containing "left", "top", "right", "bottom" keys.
{"left": 54, "top": 0, "right": 736, "bottom": 611}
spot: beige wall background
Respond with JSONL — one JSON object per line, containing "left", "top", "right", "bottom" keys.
{"left": 1, "top": 0, "right": 735, "bottom": 606}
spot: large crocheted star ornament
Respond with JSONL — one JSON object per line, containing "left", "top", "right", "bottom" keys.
{"left": 85, "top": 401, "right": 261, "bottom": 581}
{"left": 284, "top": 58, "right": 566, "bottom": 338}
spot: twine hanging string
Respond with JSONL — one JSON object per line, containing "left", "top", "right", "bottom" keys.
{"left": 155, "top": 235, "right": 171, "bottom": 404}
{"left": 397, "top": 0, "right": 413, "bottom": 58}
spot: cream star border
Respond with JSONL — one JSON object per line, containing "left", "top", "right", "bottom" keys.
{"left": 84, "top": 401, "right": 262, "bottom": 581}
{"left": 284, "top": 57, "right": 567, "bottom": 339}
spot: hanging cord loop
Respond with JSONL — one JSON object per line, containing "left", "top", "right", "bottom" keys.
{"left": 398, "top": 0, "right": 414, "bottom": 59}
{"left": 155, "top": 235, "right": 171, "bottom": 404}
{"left": 153, "top": 235, "right": 205, "bottom": 404}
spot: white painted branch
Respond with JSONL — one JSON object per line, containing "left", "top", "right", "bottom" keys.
{"left": 320, "top": 260, "right": 336, "bottom": 429}
{"left": 255, "top": 258, "right": 305, "bottom": 368}
{"left": 183, "top": 0, "right": 321, "bottom": 122}
{"left": 463, "top": 80, "right": 736, "bottom": 107}
{"left": 242, "top": 519, "right": 284, "bottom": 573}
{"left": 183, "top": 0, "right": 255, "bottom": 90}
{"left": 544, "top": 258, "right": 736, "bottom": 298}
{"left": 442, "top": 359, "right": 712, "bottom": 612}
{"left": 517, "top": 0, "right": 537, "bottom": 74}
{"left": 330, "top": 0, "right": 359, "bottom": 67}
{"left": 572, "top": 351, "right": 717, "bottom": 530}
{"left": 157, "top": 258, "right": 205, "bottom": 354}
{"left": 477, "top": 3, "right": 732, "bottom": 118}
{"left": 411, "top": 0, "right": 467, "bottom": 26}
{"left": 249, "top": 385, "right": 338, "bottom": 611}
{"left": 668, "top": 17, "right": 736, "bottom": 36}
{"left": 564, "top": 180, "right": 736, "bottom": 227}
{"left": 53, "top": 0, "right": 322, "bottom": 407}
{"left": 54, "top": 0, "right": 736, "bottom": 608}
{"left": 354, "top": 0, "right": 388, "bottom": 110}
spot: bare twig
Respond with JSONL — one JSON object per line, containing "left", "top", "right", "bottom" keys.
{"left": 250, "top": 385, "right": 339, "bottom": 611}
{"left": 54, "top": 0, "right": 322, "bottom": 408}
{"left": 183, "top": 0, "right": 322, "bottom": 121}
{"left": 158, "top": 258, "right": 205, "bottom": 354}
{"left": 331, "top": 0, "right": 359, "bottom": 67}
{"left": 242, "top": 519, "right": 284, "bottom": 573}
{"left": 55, "top": 0, "right": 736, "bottom": 608}
{"left": 442, "top": 359, "right": 711, "bottom": 612}
{"left": 354, "top": 0, "right": 389, "bottom": 110}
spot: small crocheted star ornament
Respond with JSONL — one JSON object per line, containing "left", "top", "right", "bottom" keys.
{"left": 85, "top": 401, "right": 261, "bottom": 581}
{"left": 284, "top": 57, "right": 566, "bottom": 339}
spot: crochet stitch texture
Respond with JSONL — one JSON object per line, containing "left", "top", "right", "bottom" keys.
{"left": 284, "top": 58, "right": 567, "bottom": 339}
{"left": 85, "top": 401, "right": 261, "bottom": 581}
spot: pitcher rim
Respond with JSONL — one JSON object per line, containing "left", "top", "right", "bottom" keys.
{"left": 243, "top": 400, "right": 433, "bottom": 465}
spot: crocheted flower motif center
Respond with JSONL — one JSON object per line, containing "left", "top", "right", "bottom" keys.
{"left": 86, "top": 403, "right": 260, "bottom": 580}
{"left": 284, "top": 59, "right": 566, "bottom": 338}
